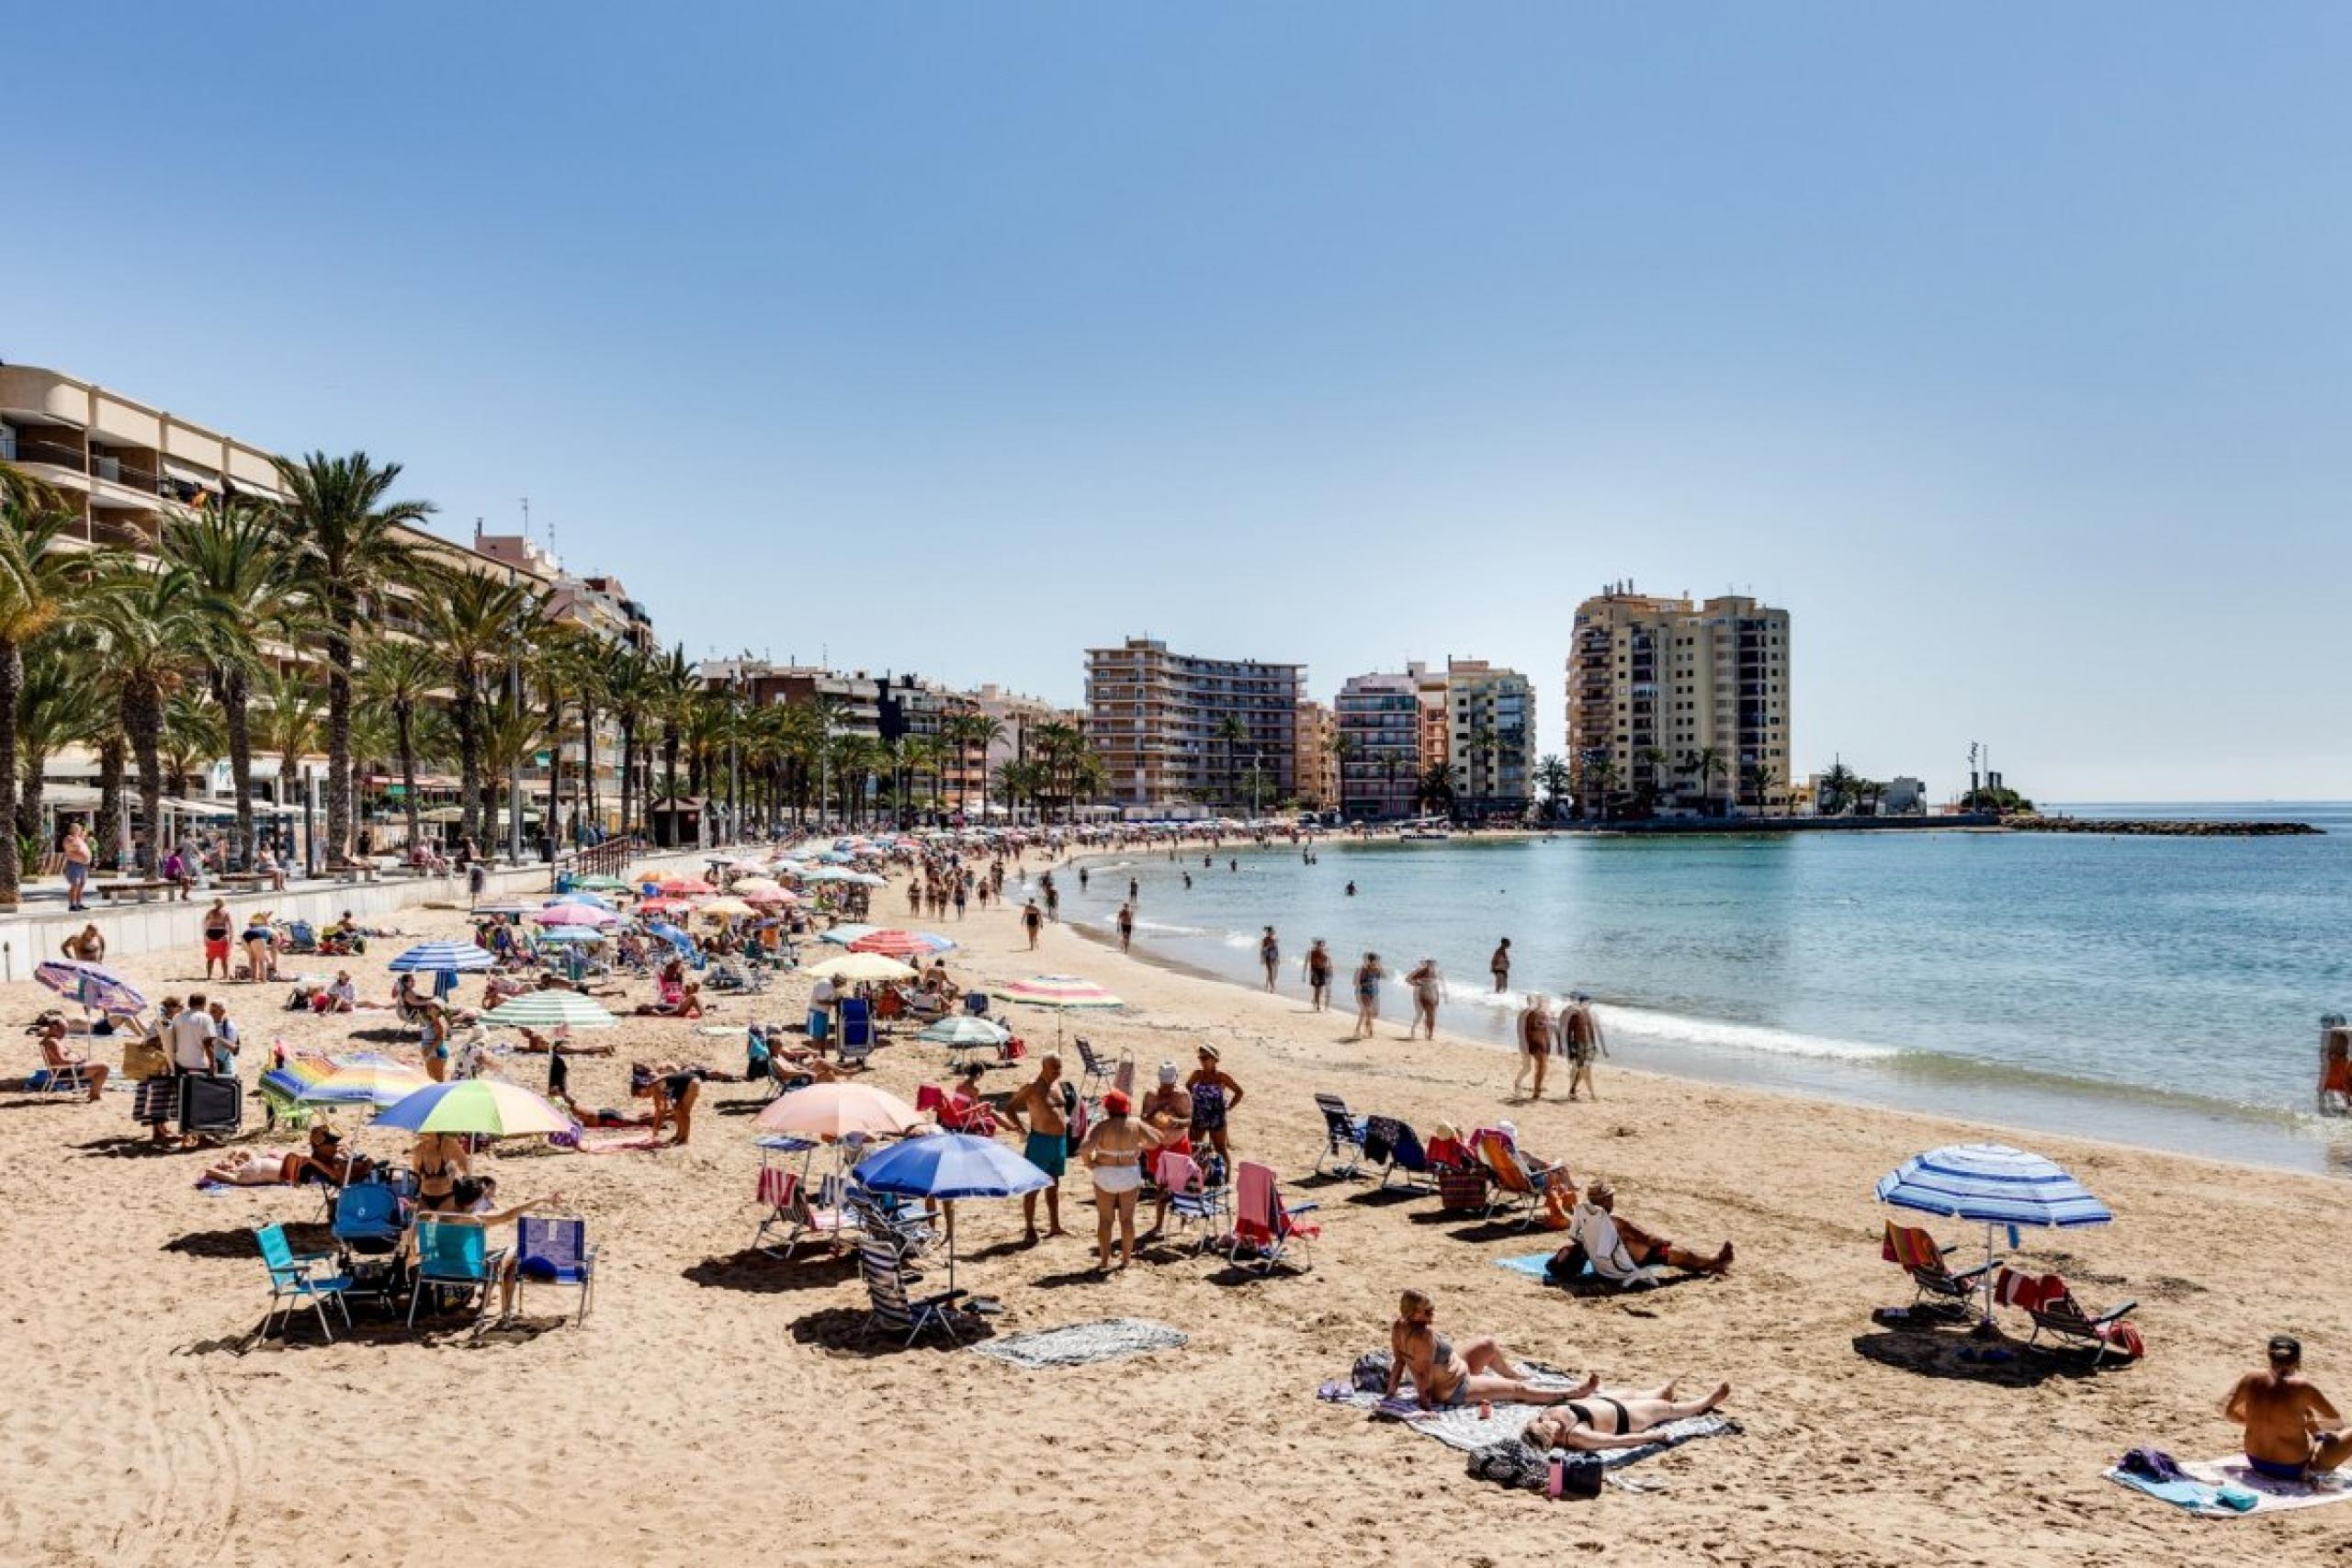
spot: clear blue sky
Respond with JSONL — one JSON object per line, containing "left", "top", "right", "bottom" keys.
{"left": 7, "top": 4, "right": 2347, "bottom": 801}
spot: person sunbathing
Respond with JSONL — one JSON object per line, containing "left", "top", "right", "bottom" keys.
{"left": 2227, "top": 1336, "right": 2352, "bottom": 1482}
{"left": 202, "top": 1147, "right": 299, "bottom": 1187}
{"left": 553, "top": 1090, "right": 655, "bottom": 1128}
{"left": 1386, "top": 1288, "right": 1596, "bottom": 1411}
{"left": 1557, "top": 1180, "right": 1732, "bottom": 1280}
{"left": 282, "top": 1123, "right": 371, "bottom": 1187}
{"left": 1520, "top": 1380, "right": 1733, "bottom": 1451}
{"left": 35, "top": 1020, "right": 108, "bottom": 1100}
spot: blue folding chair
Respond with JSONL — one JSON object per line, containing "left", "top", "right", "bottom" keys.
{"left": 514, "top": 1216, "right": 597, "bottom": 1325}
{"left": 255, "top": 1223, "right": 354, "bottom": 1343}
{"left": 408, "top": 1220, "right": 507, "bottom": 1327}
{"left": 838, "top": 998, "right": 875, "bottom": 1060}
{"left": 331, "top": 1183, "right": 405, "bottom": 1257}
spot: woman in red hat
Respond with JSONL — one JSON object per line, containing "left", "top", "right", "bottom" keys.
{"left": 1078, "top": 1089, "right": 1162, "bottom": 1272}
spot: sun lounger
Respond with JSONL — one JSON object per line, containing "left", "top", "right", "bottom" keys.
{"left": 1996, "top": 1267, "right": 2140, "bottom": 1362}
{"left": 1312, "top": 1093, "right": 1365, "bottom": 1179}
{"left": 1882, "top": 1221, "right": 1998, "bottom": 1316}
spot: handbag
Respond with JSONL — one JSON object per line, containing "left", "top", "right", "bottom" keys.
{"left": 121, "top": 1033, "right": 170, "bottom": 1081}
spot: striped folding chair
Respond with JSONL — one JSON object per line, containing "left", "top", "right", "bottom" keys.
{"left": 857, "top": 1239, "right": 969, "bottom": 1347}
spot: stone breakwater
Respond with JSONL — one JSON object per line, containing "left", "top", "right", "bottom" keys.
{"left": 2005, "top": 815, "right": 2321, "bottom": 836}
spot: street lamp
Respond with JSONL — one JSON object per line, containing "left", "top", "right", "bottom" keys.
{"left": 506, "top": 570, "right": 524, "bottom": 863}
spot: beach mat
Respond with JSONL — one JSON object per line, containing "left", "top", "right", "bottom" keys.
{"left": 2107, "top": 1456, "right": 2352, "bottom": 1517}
{"left": 973, "top": 1317, "right": 1187, "bottom": 1370}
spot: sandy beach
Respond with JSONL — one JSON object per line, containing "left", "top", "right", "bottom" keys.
{"left": 4, "top": 860, "right": 2347, "bottom": 1568}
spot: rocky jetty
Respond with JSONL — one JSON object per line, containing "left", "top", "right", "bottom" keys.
{"left": 2004, "top": 815, "right": 2320, "bottom": 837}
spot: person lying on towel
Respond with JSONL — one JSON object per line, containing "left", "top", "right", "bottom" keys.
{"left": 1520, "top": 1380, "right": 1733, "bottom": 1451}
{"left": 1549, "top": 1180, "right": 1732, "bottom": 1286}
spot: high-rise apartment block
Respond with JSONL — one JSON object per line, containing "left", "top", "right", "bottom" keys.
{"left": 1566, "top": 585, "right": 1791, "bottom": 812}
{"left": 1083, "top": 638, "right": 1303, "bottom": 814}
{"left": 1442, "top": 659, "right": 1534, "bottom": 817}
{"left": 1295, "top": 700, "right": 1339, "bottom": 811}
{"left": 1335, "top": 672, "right": 1421, "bottom": 821}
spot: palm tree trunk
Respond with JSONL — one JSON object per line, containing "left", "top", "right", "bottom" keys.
{"left": 96, "top": 737, "right": 126, "bottom": 870}
{"left": 125, "top": 685, "right": 164, "bottom": 875}
{"left": 0, "top": 639, "right": 20, "bottom": 908}
{"left": 325, "top": 611, "right": 356, "bottom": 863}
{"left": 17, "top": 751, "right": 46, "bottom": 877}
{"left": 396, "top": 705, "right": 421, "bottom": 852}
{"left": 454, "top": 677, "right": 481, "bottom": 847}
{"left": 618, "top": 718, "right": 636, "bottom": 837}
{"left": 579, "top": 698, "right": 597, "bottom": 834}
{"left": 662, "top": 728, "right": 679, "bottom": 808}
{"left": 543, "top": 687, "right": 564, "bottom": 854}
{"left": 222, "top": 664, "right": 254, "bottom": 871}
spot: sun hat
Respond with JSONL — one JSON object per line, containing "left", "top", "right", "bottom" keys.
{"left": 1158, "top": 1061, "right": 1179, "bottom": 1084}
{"left": 1103, "top": 1089, "right": 1132, "bottom": 1115}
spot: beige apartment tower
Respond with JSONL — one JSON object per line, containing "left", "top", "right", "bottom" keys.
{"left": 1085, "top": 638, "right": 1304, "bottom": 815}
{"left": 1566, "top": 586, "right": 1791, "bottom": 814}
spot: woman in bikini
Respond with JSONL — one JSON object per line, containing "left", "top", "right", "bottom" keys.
{"left": 1077, "top": 1089, "right": 1161, "bottom": 1271}
{"left": 1386, "top": 1288, "right": 1594, "bottom": 1411}
{"left": 1520, "top": 1380, "right": 1732, "bottom": 1451}
{"left": 1347, "top": 953, "right": 1385, "bottom": 1042}
{"left": 1405, "top": 957, "right": 1443, "bottom": 1041}
{"left": 413, "top": 1132, "right": 471, "bottom": 1213}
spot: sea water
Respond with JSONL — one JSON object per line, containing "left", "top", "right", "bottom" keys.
{"left": 1058, "top": 804, "right": 2352, "bottom": 1174}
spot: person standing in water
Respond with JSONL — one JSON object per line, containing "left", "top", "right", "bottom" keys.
{"left": 1515, "top": 993, "right": 1555, "bottom": 1100}
{"left": 1561, "top": 991, "right": 1608, "bottom": 1100}
{"left": 1116, "top": 901, "right": 1136, "bottom": 953}
{"left": 1304, "top": 939, "right": 1333, "bottom": 1010}
{"left": 1259, "top": 926, "right": 1281, "bottom": 991}
{"left": 1489, "top": 938, "right": 1512, "bottom": 994}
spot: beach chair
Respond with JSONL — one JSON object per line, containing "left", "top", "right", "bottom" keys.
{"left": 1155, "top": 1150, "right": 1229, "bottom": 1252}
{"left": 1074, "top": 1038, "right": 1112, "bottom": 1098}
{"left": 1227, "top": 1161, "right": 1319, "bottom": 1274}
{"left": 1312, "top": 1092, "right": 1366, "bottom": 1179}
{"left": 963, "top": 990, "right": 989, "bottom": 1017}
{"left": 28, "top": 1046, "right": 93, "bottom": 1096}
{"left": 514, "top": 1216, "right": 598, "bottom": 1324}
{"left": 254, "top": 1223, "right": 354, "bottom": 1343}
{"left": 1362, "top": 1115, "right": 1439, "bottom": 1191}
{"left": 839, "top": 998, "right": 875, "bottom": 1055}
{"left": 753, "top": 1165, "right": 800, "bottom": 1256}
{"left": 1996, "top": 1267, "right": 2140, "bottom": 1363}
{"left": 858, "top": 1238, "right": 969, "bottom": 1347}
{"left": 331, "top": 1182, "right": 406, "bottom": 1260}
{"left": 408, "top": 1220, "right": 508, "bottom": 1328}
{"left": 787, "top": 1177, "right": 860, "bottom": 1257}
{"left": 178, "top": 1074, "right": 243, "bottom": 1138}
{"left": 1882, "top": 1222, "right": 1998, "bottom": 1317}
{"left": 1474, "top": 1130, "right": 1566, "bottom": 1226}
{"left": 846, "top": 1187, "right": 935, "bottom": 1253}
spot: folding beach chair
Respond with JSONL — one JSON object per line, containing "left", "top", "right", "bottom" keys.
{"left": 787, "top": 1175, "right": 860, "bottom": 1257}
{"left": 753, "top": 1165, "right": 800, "bottom": 1256}
{"left": 1882, "top": 1222, "right": 1999, "bottom": 1318}
{"left": 408, "top": 1220, "right": 507, "bottom": 1328}
{"left": 858, "top": 1238, "right": 970, "bottom": 1347}
{"left": 514, "top": 1216, "right": 598, "bottom": 1325}
{"left": 1073, "top": 1038, "right": 1112, "bottom": 1099}
{"left": 1363, "top": 1115, "right": 1438, "bottom": 1191}
{"left": 846, "top": 1187, "right": 936, "bottom": 1254}
{"left": 1996, "top": 1267, "right": 2141, "bottom": 1364}
{"left": 1474, "top": 1130, "right": 1566, "bottom": 1227}
{"left": 254, "top": 1223, "right": 354, "bottom": 1343}
{"left": 1155, "top": 1150, "right": 1229, "bottom": 1253}
{"left": 178, "top": 1073, "right": 243, "bottom": 1138}
{"left": 1312, "top": 1093, "right": 1365, "bottom": 1179}
{"left": 838, "top": 998, "right": 875, "bottom": 1055}
{"left": 1227, "top": 1161, "right": 1319, "bottom": 1274}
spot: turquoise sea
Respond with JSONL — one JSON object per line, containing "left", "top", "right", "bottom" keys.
{"left": 1057, "top": 804, "right": 2352, "bottom": 1174}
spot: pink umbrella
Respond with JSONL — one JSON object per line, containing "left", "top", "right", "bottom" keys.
{"left": 754, "top": 1082, "right": 924, "bottom": 1140}
{"left": 535, "top": 903, "right": 620, "bottom": 928}
{"left": 659, "top": 876, "right": 718, "bottom": 896}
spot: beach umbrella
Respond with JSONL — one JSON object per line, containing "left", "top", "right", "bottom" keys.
{"left": 480, "top": 991, "right": 620, "bottom": 1031}
{"left": 643, "top": 920, "right": 697, "bottom": 954}
{"left": 754, "top": 1081, "right": 924, "bottom": 1140}
{"left": 387, "top": 941, "right": 497, "bottom": 974}
{"left": 35, "top": 959, "right": 146, "bottom": 1016}
{"left": 853, "top": 1133, "right": 1048, "bottom": 1292}
{"left": 374, "top": 1077, "right": 573, "bottom": 1138}
{"left": 849, "top": 928, "right": 956, "bottom": 958}
{"left": 535, "top": 925, "right": 608, "bottom": 945}
{"left": 818, "top": 923, "right": 878, "bottom": 945}
{"left": 996, "top": 975, "right": 1123, "bottom": 1009}
{"left": 918, "top": 1016, "right": 1011, "bottom": 1047}
{"left": 733, "top": 875, "right": 783, "bottom": 895}
{"left": 638, "top": 896, "right": 693, "bottom": 915}
{"left": 803, "top": 951, "right": 919, "bottom": 984}
{"left": 296, "top": 1054, "right": 432, "bottom": 1109}
{"left": 551, "top": 890, "right": 617, "bottom": 911}
{"left": 742, "top": 887, "right": 796, "bottom": 907}
{"left": 697, "top": 896, "right": 756, "bottom": 919}
{"left": 535, "top": 903, "right": 619, "bottom": 928}
{"left": 1876, "top": 1142, "right": 2113, "bottom": 1328}
{"left": 572, "top": 874, "right": 629, "bottom": 893}
{"left": 841, "top": 871, "right": 887, "bottom": 886}
{"left": 658, "top": 876, "right": 718, "bottom": 896}
{"left": 727, "top": 857, "right": 768, "bottom": 874}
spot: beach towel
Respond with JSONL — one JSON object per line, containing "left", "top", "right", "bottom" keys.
{"left": 2107, "top": 1454, "right": 2352, "bottom": 1517}
{"left": 1317, "top": 1359, "right": 1736, "bottom": 1460}
{"left": 573, "top": 1132, "right": 662, "bottom": 1154}
{"left": 972, "top": 1318, "right": 1188, "bottom": 1370}
{"left": 1495, "top": 1251, "right": 1593, "bottom": 1284}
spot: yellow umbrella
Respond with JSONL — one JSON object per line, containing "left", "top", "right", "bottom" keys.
{"left": 803, "top": 952, "right": 919, "bottom": 984}
{"left": 697, "top": 896, "right": 756, "bottom": 919}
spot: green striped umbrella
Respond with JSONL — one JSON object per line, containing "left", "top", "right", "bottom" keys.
{"left": 479, "top": 991, "right": 620, "bottom": 1031}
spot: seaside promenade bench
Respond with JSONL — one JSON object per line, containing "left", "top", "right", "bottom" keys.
{"left": 216, "top": 872, "right": 275, "bottom": 891}
{"left": 327, "top": 861, "right": 381, "bottom": 884}
{"left": 95, "top": 880, "right": 176, "bottom": 904}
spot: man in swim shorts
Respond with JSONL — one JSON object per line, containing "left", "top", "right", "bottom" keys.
{"left": 2227, "top": 1336, "right": 2352, "bottom": 1483}
{"left": 1001, "top": 1055, "right": 1073, "bottom": 1243}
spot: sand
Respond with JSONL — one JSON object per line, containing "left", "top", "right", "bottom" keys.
{"left": 2, "top": 855, "right": 2346, "bottom": 1567}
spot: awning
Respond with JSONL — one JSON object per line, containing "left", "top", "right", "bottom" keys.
{"left": 162, "top": 461, "right": 218, "bottom": 488}
{"left": 162, "top": 798, "right": 237, "bottom": 818}
{"left": 39, "top": 783, "right": 105, "bottom": 807}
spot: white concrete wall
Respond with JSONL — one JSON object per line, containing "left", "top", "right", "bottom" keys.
{"left": 5, "top": 849, "right": 722, "bottom": 983}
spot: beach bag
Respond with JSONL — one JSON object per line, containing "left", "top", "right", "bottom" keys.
{"left": 1350, "top": 1351, "right": 1392, "bottom": 1393}
{"left": 121, "top": 1033, "right": 170, "bottom": 1081}
{"left": 2097, "top": 1320, "right": 2146, "bottom": 1360}
{"left": 1437, "top": 1166, "right": 1488, "bottom": 1213}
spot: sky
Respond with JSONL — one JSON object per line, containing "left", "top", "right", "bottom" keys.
{"left": 6, "top": 4, "right": 2349, "bottom": 801}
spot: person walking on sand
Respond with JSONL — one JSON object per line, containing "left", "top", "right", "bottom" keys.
{"left": 1561, "top": 991, "right": 1608, "bottom": 1100}
{"left": 1349, "top": 953, "right": 1385, "bottom": 1041}
{"left": 1117, "top": 901, "right": 1135, "bottom": 953}
{"left": 1406, "top": 957, "right": 1443, "bottom": 1041}
{"left": 200, "top": 897, "right": 234, "bottom": 981}
{"left": 1304, "top": 939, "right": 1332, "bottom": 1011}
{"left": 2227, "top": 1336, "right": 2352, "bottom": 1482}
{"left": 1023, "top": 899, "right": 1043, "bottom": 950}
{"left": 63, "top": 822, "right": 94, "bottom": 911}
{"left": 1515, "top": 993, "right": 1555, "bottom": 1100}
{"left": 1259, "top": 926, "right": 1281, "bottom": 991}
{"left": 1489, "top": 938, "right": 1512, "bottom": 994}
{"left": 1001, "top": 1055, "right": 1075, "bottom": 1243}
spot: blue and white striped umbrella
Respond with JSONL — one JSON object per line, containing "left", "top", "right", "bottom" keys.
{"left": 1875, "top": 1143, "right": 2112, "bottom": 1229}
{"left": 386, "top": 941, "right": 497, "bottom": 974}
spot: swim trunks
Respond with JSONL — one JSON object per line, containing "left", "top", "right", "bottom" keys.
{"left": 1024, "top": 1131, "right": 1067, "bottom": 1179}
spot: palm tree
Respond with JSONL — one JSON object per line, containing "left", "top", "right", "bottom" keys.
{"left": 360, "top": 637, "right": 444, "bottom": 855}
{"left": 271, "top": 452, "right": 433, "bottom": 862}
{"left": 1684, "top": 745, "right": 1726, "bottom": 817}
{"left": 254, "top": 662, "right": 323, "bottom": 812}
{"left": 476, "top": 690, "right": 545, "bottom": 852}
{"left": 1578, "top": 752, "right": 1620, "bottom": 820}
{"left": 0, "top": 495, "right": 107, "bottom": 903}
{"left": 87, "top": 561, "right": 208, "bottom": 873}
{"left": 603, "top": 647, "right": 655, "bottom": 838}
{"left": 161, "top": 689, "right": 226, "bottom": 801}
{"left": 164, "top": 502, "right": 308, "bottom": 869}
{"left": 650, "top": 643, "right": 697, "bottom": 815}
{"left": 1212, "top": 714, "right": 1248, "bottom": 809}
{"left": 427, "top": 571, "right": 538, "bottom": 848}
{"left": 1818, "top": 761, "right": 1860, "bottom": 817}
{"left": 1535, "top": 754, "right": 1572, "bottom": 822}
{"left": 1031, "top": 721, "right": 1084, "bottom": 824}
{"left": 1737, "top": 761, "right": 1771, "bottom": 814}
{"left": 954, "top": 713, "right": 1005, "bottom": 818}
{"left": 15, "top": 635, "right": 103, "bottom": 858}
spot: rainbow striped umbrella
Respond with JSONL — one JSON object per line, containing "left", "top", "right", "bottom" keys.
{"left": 995, "top": 975, "right": 1123, "bottom": 1009}
{"left": 481, "top": 991, "right": 619, "bottom": 1031}
{"left": 296, "top": 1054, "right": 433, "bottom": 1109}
{"left": 849, "top": 929, "right": 956, "bottom": 958}
{"left": 373, "top": 1078, "right": 573, "bottom": 1137}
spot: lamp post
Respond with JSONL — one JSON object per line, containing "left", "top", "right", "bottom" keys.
{"left": 506, "top": 571, "right": 525, "bottom": 863}
{"left": 726, "top": 663, "right": 741, "bottom": 845}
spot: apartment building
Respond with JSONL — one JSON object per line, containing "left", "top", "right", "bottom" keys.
{"left": 1566, "top": 584, "right": 1792, "bottom": 813}
{"left": 1295, "top": 699, "right": 1339, "bottom": 811}
{"left": 1334, "top": 672, "right": 1420, "bottom": 821}
{"left": 1443, "top": 659, "right": 1534, "bottom": 818}
{"left": 1408, "top": 661, "right": 1451, "bottom": 781}
{"left": 1083, "top": 638, "right": 1303, "bottom": 815}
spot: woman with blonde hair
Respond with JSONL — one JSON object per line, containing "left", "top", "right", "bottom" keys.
{"left": 1385, "top": 1288, "right": 1593, "bottom": 1411}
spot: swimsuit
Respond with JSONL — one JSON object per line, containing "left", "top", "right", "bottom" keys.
{"left": 1566, "top": 1396, "right": 1630, "bottom": 1434}
{"left": 2249, "top": 1454, "right": 2311, "bottom": 1482}
{"left": 1023, "top": 1130, "right": 1068, "bottom": 1179}
{"left": 1189, "top": 1082, "right": 1228, "bottom": 1134}
{"left": 1091, "top": 1157, "right": 1143, "bottom": 1195}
